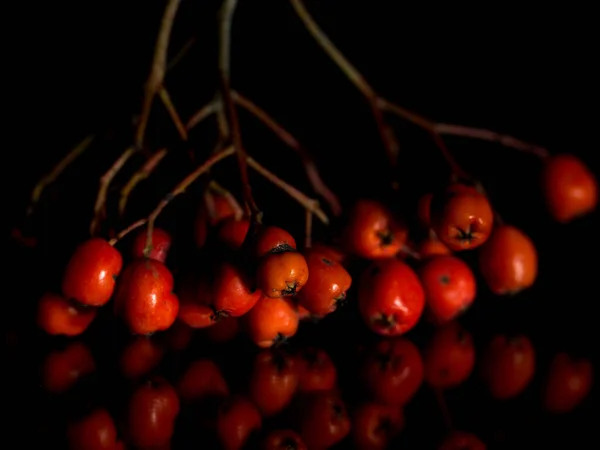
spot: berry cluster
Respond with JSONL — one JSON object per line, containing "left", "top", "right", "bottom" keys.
{"left": 11, "top": 0, "right": 598, "bottom": 449}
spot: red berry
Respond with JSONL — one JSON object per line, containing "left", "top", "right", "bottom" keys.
{"left": 261, "top": 429, "right": 306, "bottom": 450}
{"left": 61, "top": 238, "right": 123, "bottom": 306}
{"left": 424, "top": 322, "right": 475, "bottom": 389}
{"left": 42, "top": 341, "right": 95, "bottom": 393}
{"left": 361, "top": 338, "right": 423, "bottom": 406}
{"left": 177, "top": 359, "right": 229, "bottom": 403}
{"left": 132, "top": 227, "right": 172, "bottom": 263}
{"left": 127, "top": 377, "right": 180, "bottom": 448}
{"left": 542, "top": 153, "right": 598, "bottom": 223}
{"left": 358, "top": 259, "right": 425, "bottom": 336}
{"left": 431, "top": 184, "right": 494, "bottom": 251}
{"left": 296, "top": 347, "right": 337, "bottom": 393}
{"left": 419, "top": 255, "right": 476, "bottom": 323}
{"left": 296, "top": 390, "right": 351, "bottom": 449}
{"left": 297, "top": 249, "right": 352, "bottom": 316}
{"left": 249, "top": 350, "right": 299, "bottom": 417}
{"left": 439, "top": 431, "right": 486, "bottom": 450}
{"left": 67, "top": 408, "right": 117, "bottom": 450}
{"left": 343, "top": 199, "right": 408, "bottom": 259}
{"left": 212, "top": 263, "right": 261, "bottom": 317}
{"left": 256, "top": 252, "right": 309, "bottom": 298}
{"left": 478, "top": 225, "right": 538, "bottom": 295}
{"left": 37, "top": 292, "right": 97, "bottom": 336}
{"left": 253, "top": 225, "right": 297, "bottom": 257}
{"left": 352, "top": 402, "right": 404, "bottom": 450}
{"left": 481, "top": 334, "right": 535, "bottom": 400}
{"left": 216, "top": 396, "right": 262, "bottom": 450}
{"left": 114, "top": 259, "right": 179, "bottom": 335}
{"left": 245, "top": 295, "right": 299, "bottom": 348}
{"left": 543, "top": 352, "right": 593, "bottom": 413}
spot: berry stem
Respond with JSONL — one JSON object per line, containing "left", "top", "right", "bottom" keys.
{"left": 166, "top": 36, "right": 196, "bottom": 72}
{"left": 433, "top": 123, "right": 550, "bottom": 159}
{"left": 144, "top": 146, "right": 236, "bottom": 252}
{"left": 108, "top": 219, "right": 147, "bottom": 247}
{"left": 246, "top": 156, "right": 329, "bottom": 225}
{"left": 27, "top": 134, "right": 94, "bottom": 217}
{"left": 290, "top": 0, "right": 551, "bottom": 179}
{"left": 431, "top": 133, "right": 473, "bottom": 182}
{"left": 158, "top": 86, "right": 188, "bottom": 142}
{"left": 186, "top": 99, "right": 219, "bottom": 131}
{"left": 118, "top": 148, "right": 169, "bottom": 215}
{"left": 305, "top": 210, "right": 313, "bottom": 249}
{"left": 90, "top": 1, "right": 185, "bottom": 236}
{"left": 90, "top": 146, "right": 138, "bottom": 236}
{"left": 231, "top": 90, "right": 342, "bottom": 216}
{"left": 289, "top": 0, "right": 400, "bottom": 170}
{"left": 207, "top": 180, "right": 245, "bottom": 221}
{"left": 135, "top": 0, "right": 182, "bottom": 150}
{"left": 107, "top": 146, "right": 235, "bottom": 247}
{"left": 218, "top": 0, "right": 261, "bottom": 225}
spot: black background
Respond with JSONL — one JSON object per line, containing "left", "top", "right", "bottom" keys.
{"left": 5, "top": 1, "right": 599, "bottom": 449}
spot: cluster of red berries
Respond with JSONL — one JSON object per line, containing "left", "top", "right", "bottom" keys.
{"left": 38, "top": 151, "right": 598, "bottom": 344}
{"left": 44, "top": 321, "right": 592, "bottom": 449}
{"left": 31, "top": 151, "right": 596, "bottom": 449}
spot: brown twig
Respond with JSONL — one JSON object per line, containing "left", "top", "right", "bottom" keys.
{"left": 91, "top": 1, "right": 183, "bottom": 235}
{"left": 246, "top": 156, "right": 328, "bottom": 225}
{"left": 158, "top": 87, "right": 188, "bottom": 141}
{"left": 135, "top": 0, "right": 182, "bottom": 150}
{"left": 433, "top": 123, "right": 550, "bottom": 159}
{"left": 109, "top": 147, "right": 235, "bottom": 248}
{"left": 27, "top": 135, "right": 94, "bottom": 216}
{"left": 90, "top": 146, "right": 137, "bottom": 236}
{"left": 305, "top": 210, "right": 313, "bottom": 249}
{"left": 290, "top": 0, "right": 550, "bottom": 180}
{"left": 218, "top": 0, "right": 261, "bottom": 223}
{"left": 289, "top": 0, "right": 400, "bottom": 169}
{"left": 208, "top": 180, "right": 245, "bottom": 221}
{"left": 231, "top": 90, "right": 342, "bottom": 216}
{"left": 186, "top": 100, "right": 219, "bottom": 130}
{"left": 144, "top": 146, "right": 236, "bottom": 253}
{"left": 119, "top": 148, "right": 169, "bottom": 215}
{"left": 108, "top": 219, "right": 147, "bottom": 247}
{"left": 166, "top": 36, "right": 196, "bottom": 72}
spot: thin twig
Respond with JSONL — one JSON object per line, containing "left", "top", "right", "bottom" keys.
{"left": 90, "top": 146, "right": 138, "bottom": 236}
{"left": 290, "top": 0, "right": 550, "bottom": 182}
{"left": 305, "top": 210, "right": 313, "bottom": 249}
{"left": 119, "top": 148, "right": 169, "bottom": 215}
{"left": 431, "top": 133, "right": 472, "bottom": 182}
{"left": 376, "top": 98, "right": 435, "bottom": 131}
{"left": 246, "top": 156, "right": 328, "bottom": 225}
{"left": 434, "top": 123, "right": 550, "bottom": 159}
{"left": 231, "top": 90, "right": 342, "bottom": 216}
{"left": 186, "top": 100, "right": 219, "bottom": 130}
{"left": 166, "top": 37, "right": 196, "bottom": 71}
{"left": 158, "top": 86, "right": 188, "bottom": 141}
{"left": 27, "top": 135, "right": 94, "bottom": 216}
{"left": 135, "top": 0, "right": 182, "bottom": 149}
{"left": 289, "top": 0, "right": 400, "bottom": 168}
{"left": 144, "top": 146, "right": 236, "bottom": 253}
{"left": 208, "top": 180, "right": 245, "bottom": 220}
{"left": 108, "top": 219, "right": 147, "bottom": 246}
{"left": 218, "top": 0, "right": 261, "bottom": 223}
